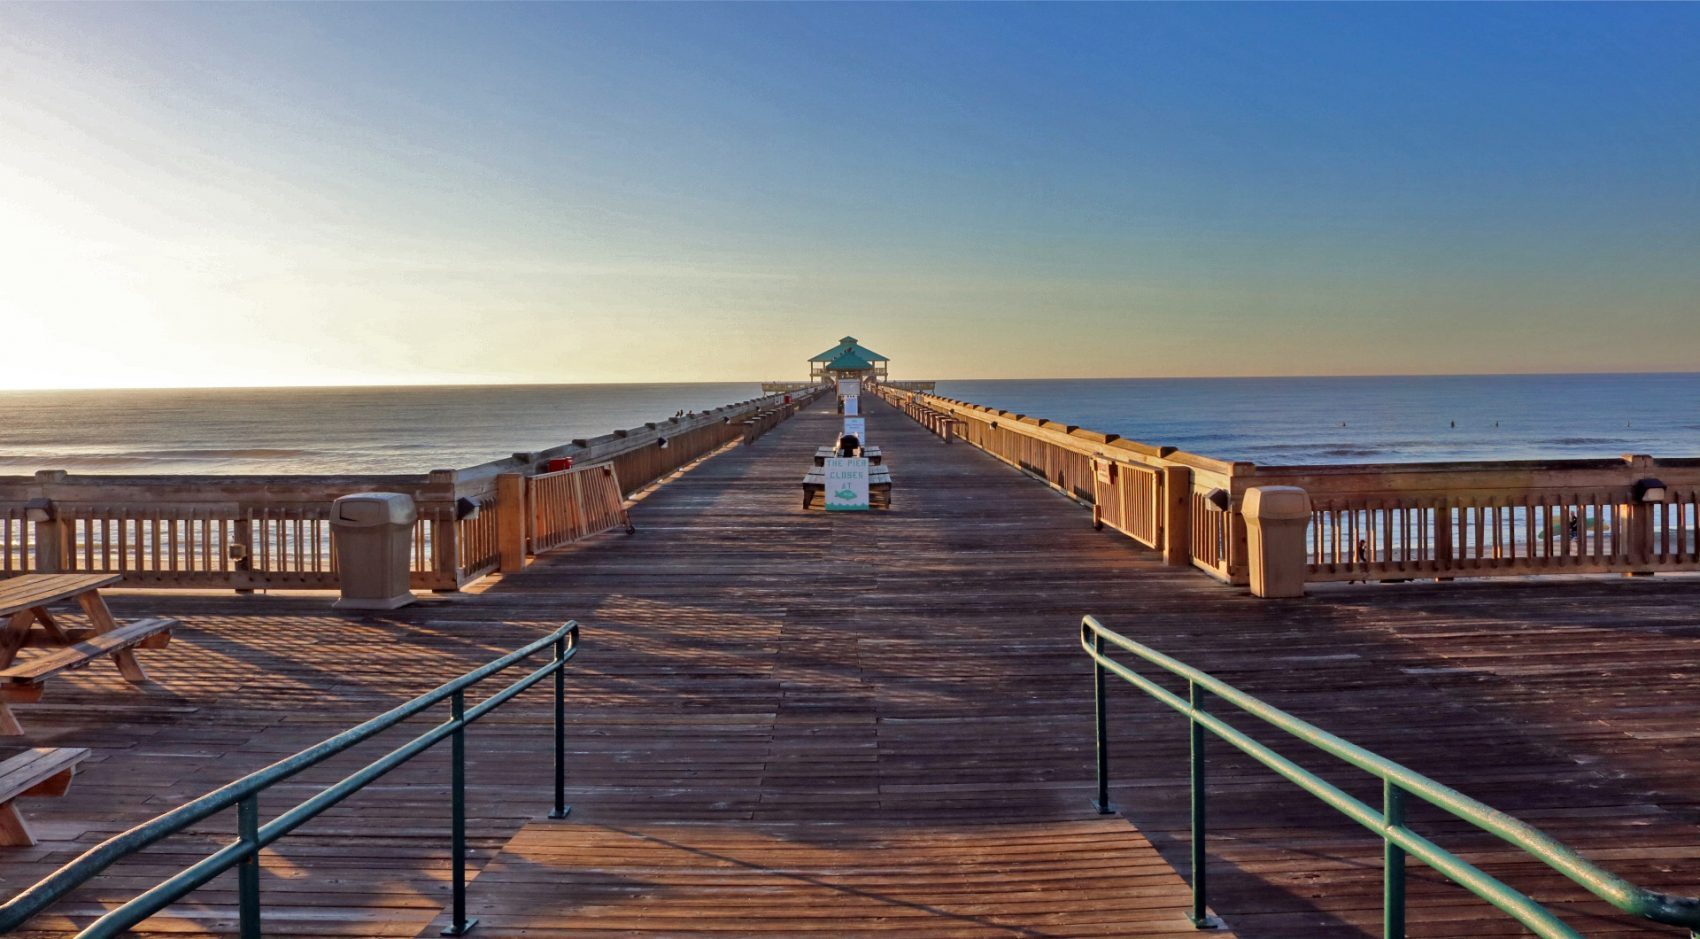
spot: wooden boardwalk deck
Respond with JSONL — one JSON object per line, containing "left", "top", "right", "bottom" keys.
{"left": 3, "top": 394, "right": 1699, "bottom": 937}
{"left": 415, "top": 819, "right": 1212, "bottom": 938}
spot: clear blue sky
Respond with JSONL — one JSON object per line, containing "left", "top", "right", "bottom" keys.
{"left": 1, "top": 2, "right": 1695, "bottom": 387}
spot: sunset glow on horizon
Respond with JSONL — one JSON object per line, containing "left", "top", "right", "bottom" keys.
{"left": 2, "top": 3, "right": 1696, "bottom": 390}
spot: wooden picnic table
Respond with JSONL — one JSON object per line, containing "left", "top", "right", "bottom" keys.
{"left": 0, "top": 574, "right": 175, "bottom": 736}
{"left": 2, "top": 574, "right": 124, "bottom": 653}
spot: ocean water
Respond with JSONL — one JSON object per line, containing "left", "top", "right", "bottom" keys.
{"left": 1, "top": 375, "right": 1696, "bottom": 476}
{"left": 934, "top": 373, "right": 1700, "bottom": 466}
{"left": 0, "top": 383, "right": 762, "bottom": 475}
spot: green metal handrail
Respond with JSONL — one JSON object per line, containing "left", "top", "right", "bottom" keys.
{"left": 1081, "top": 614, "right": 1700, "bottom": 938}
{"left": 0, "top": 621, "right": 580, "bottom": 938}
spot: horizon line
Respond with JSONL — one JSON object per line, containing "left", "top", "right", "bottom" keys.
{"left": 2, "top": 367, "right": 1699, "bottom": 394}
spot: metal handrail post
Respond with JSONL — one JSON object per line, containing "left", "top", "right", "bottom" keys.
{"left": 1093, "top": 629, "right": 1112, "bottom": 814}
{"left": 442, "top": 689, "right": 477, "bottom": 936}
{"left": 237, "top": 795, "right": 260, "bottom": 939}
{"left": 551, "top": 635, "right": 570, "bottom": 819}
{"left": 1386, "top": 780, "right": 1406, "bottom": 939}
{"left": 1189, "top": 680, "right": 1210, "bottom": 928}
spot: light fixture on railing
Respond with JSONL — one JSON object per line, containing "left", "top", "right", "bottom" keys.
{"left": 1205, "top": 488, "right": 1231, "bottom": 511}
{"left": 657, "top": 436, "right": 669, "bottom": 449}
{"left": 455, "top": 497, "right": 481, "bottom": 521}
{"left": 1634, "top": 478, "right": 1667, "bottom": 503}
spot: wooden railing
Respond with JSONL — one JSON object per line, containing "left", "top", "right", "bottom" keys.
{"left": 1, "top": 505, "right": 33, "bottom": 577}
{"left": 872, "top": 385, "right": 1700, "bottom": 590}
{"left": 0, "top": 470, "right": 460, "bottom": 591}
{"left": 873, "top": 386, "right": 1220, "bottom": 575}
{"left": 499, "top": 392, "right": 820, "bottom": 571}
{"left": 0, "top": 388, "right": 824, "bottom": 592}
{"left": 740, "top": 399, "right": 810, "bottom": 445}
{"left": 523, "top": 463, "right": 631, "bottom": 556}
{"left": 1253, "top": 457, "right": 1700, "bottom": 582}
{"left": 882, "top": 380, "right": 938, "bottom": 392}
{"left": 892, "top": 395, "right": 962, "bottom": 442}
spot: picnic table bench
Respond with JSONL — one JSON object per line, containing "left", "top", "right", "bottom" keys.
{"left": 0, "top": 574, "right": 176, "bottom": 736}
{"left": 0, "top": 746, "right": 89, "bottom": 845}
{"left": 814, "top": 445, "right": 882, "bottom": 467}
{"left": 802, "top": 465, "right": 893, "bottom": 509}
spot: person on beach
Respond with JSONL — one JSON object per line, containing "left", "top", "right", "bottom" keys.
{"left": 1566, "top": 512, "right": 1580, "bottom": 553}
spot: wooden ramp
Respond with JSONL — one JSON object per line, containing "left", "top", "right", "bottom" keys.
{"left": 416, "top": 818, "right": 1228, "bottom": 938}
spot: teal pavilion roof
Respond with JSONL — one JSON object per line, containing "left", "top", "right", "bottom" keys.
{"left": 822, "top": 349, "right": 876, "bottom": 371}
{"left": 810, "top": 336, "right": 888, "bottom": 363}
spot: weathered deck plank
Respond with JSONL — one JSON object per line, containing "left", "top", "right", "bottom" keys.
{"left": 2, "top": 394, "right": 1698, "bottom": 937}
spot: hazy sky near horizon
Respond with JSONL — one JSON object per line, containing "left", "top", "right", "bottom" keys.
{"left": 2, "top": 3, "right": 1696, "bottom": 389}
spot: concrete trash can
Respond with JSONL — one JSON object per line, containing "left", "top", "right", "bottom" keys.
{"left": 1243, "top": 486, "right": 1311, "bottom": 599}
{"left": 330, "top": 492, "right": 418, "bottom": 611}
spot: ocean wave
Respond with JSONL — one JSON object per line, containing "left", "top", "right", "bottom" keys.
{"left": 1315, "top": 446, "right": 1391, "bottom": 457}
{"left": 1249, "top": 440, "right": 1442, "bottom": 453}
{"left": 0, "top": 448, "right": 326, "bottom": 470}
{"left": 1542, "top": 437, "right": 1622, "bottom": 446}
{"left": 139, "top": 448, "right": 321, "bottom": 459}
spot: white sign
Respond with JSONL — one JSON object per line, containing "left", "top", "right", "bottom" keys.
{"left": 842, "top": 416, "right": 866, "bottom": 445}
{"left": 824, "top": 457, "right": 870, "bottom": 511}
{"left": 842, "top": 395, "right": 859, "bottom": 416}
{"left": 837, "top": 379, "right": 861, "bottom": 398}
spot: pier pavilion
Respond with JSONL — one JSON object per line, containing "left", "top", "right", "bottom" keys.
{"left": 2, "top": 370, "right": 1700, "bottom": 937}
{"left": 810, "top": 336, "right": 888, "bottom": 383}
{"left": 764, "top": 337, "right": 934, "bottom": 394}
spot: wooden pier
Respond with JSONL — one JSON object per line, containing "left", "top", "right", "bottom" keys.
{"left": 3, "top": 393, "right": 1699, "bottom": 936}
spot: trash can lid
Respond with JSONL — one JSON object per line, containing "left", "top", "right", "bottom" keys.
{"left": 1243, "top": 486, "right": 1311, "bottom": 521}
{"left": 332, "top": 492, "right": 418, "bottom": 526}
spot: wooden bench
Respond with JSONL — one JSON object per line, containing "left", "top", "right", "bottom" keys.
{"left": 0, "top": 746, "right": 89, "bottom": 845}
{"left": 802, "top": 467, "right": 893, "bottom": 510}
{"left": 0, "top": 575, "right": 177, "bottom": 736}
{"left": 814, "top": 445, "right": 882, "bottom": 467}
{"left": 0, "top": 617, "right": 175, "bottom": 736}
